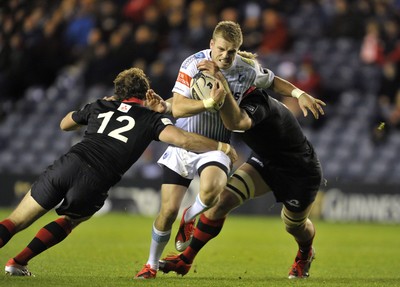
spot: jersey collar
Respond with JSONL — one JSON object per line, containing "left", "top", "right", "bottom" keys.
{"left": 122, "top": 97, "right": 143, "bottom": 105}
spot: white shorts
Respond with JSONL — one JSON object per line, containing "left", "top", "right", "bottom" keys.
{"left": 157, "top": 146, "right": 232, "bottom": 179}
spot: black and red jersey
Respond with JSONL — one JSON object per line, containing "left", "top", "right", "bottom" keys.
{"left": 69, "top": 99, "right": 172, "bottom": 181}
{"left": 238, "top": 89, "right": 315, "bottom": 169}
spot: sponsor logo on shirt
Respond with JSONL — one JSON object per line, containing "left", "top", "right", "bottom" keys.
{"left": 162, "top": 151, "right": 169, "bottom": 159}
{"left": 161, "top": 118, "right": 173, "bottom": 125}
{"left": 250, "top": 156, "right": 264, "bottom": 167}
{"left": 118, "top": 103, "right": 131, "bottom": 113}
{"left": 176, "top": 71, "right": 191, "bottom": 87}
{"left": 242, "top": 104, "right": 256, "bottom": 113}
{"left": 285, "top": 199, "right": 300, "bottom": 208}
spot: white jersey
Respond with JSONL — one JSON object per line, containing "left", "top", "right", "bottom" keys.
{"left": 158, "top": 49, "right": 274, "bottom": 180}
{"left": 172, "top": 49, "right": 275, "bottom": 143}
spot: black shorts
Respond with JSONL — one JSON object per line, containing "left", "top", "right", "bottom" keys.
{"left": 31, "top": 153, "right": 111, "bottom": 219}
{"left": 246, "top": 151, "right": 323, "bottom": 213}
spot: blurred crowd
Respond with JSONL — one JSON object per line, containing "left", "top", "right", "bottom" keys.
{"left": 1, "top": 0, "right": 400, "bottom": 137}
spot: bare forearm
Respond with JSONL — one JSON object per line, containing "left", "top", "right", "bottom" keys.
{"left": 216, "top": 74, "right": 251, "bottom": 130}
{"left": 171, "top": 94, "right": 207, "bottom": 118}
{"left": 271, "top": 76, "right": 299, "bottom": 97}
{"left": 181, "top": 133, "right": 230, "bottom": 153}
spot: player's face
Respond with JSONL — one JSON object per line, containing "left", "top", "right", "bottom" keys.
{"left": 210, "top": 36, "right": 238, "bottom": 70}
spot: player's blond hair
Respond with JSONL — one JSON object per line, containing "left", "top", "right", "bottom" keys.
{"left": 213, "top": 21, "right": 243, "bottom": 48}
{"left": 113, "top": 67, "right": 150, "bottom": 100}
{"left": 237, "top": 50, "right": 257, "bottom": 60}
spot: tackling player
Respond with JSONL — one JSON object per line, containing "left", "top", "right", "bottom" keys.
{"left": 0, "top": 67, "right": 237, "bottom": 276}
{"left": 159, "top": 81, "right": 325, "bottom": 279}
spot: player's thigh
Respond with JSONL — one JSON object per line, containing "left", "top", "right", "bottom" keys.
{"left": 56, "top": 164, "right": 110, "bottom": 219}
{"left": 9, "top": 190, "right": 48, "bottom": 231}
{"left": 234, "top": 163, "right": 272, "bottom": 198}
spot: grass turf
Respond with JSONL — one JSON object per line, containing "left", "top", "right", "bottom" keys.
{"left": 0, "top": 209, "right": 399, "bottom": 287}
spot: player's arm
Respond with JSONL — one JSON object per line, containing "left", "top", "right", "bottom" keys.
{"left": 171, "top": 92, "right": 211, "bottom": 118}
{"left": 270, "top": 76, "right": 326, "bottom": 119}
{"left": 212, "top": 80, "right": 253, "bottom": 131}
{"left": 60, "top": 111, "right": 82, "bottom": 131}
{"left": 145, "top": 90, "right": 212, "bottom": 118}
{"left": 158, "top": 125, "right": 238, "bottom": 163}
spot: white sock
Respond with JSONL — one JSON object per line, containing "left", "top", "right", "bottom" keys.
{"left": 147, "top": 223, "right": 171, "bottom": 270}
{"left": 184, "top": 194, "right": 208, "bottom": 222}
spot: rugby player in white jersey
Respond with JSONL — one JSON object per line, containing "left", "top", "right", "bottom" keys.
{"left": 135, "top": 21, "right": 325, "bottom": 279}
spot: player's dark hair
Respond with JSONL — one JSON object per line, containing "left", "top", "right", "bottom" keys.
{"left": 113, "top": 67, "right": 150, "bottom": 100}
{"left": 213, "top": 21, "right": 243, "bottom": 48}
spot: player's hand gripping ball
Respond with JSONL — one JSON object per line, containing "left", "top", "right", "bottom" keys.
{"left": 190, "top": 72, "right": 224, "bottom": 112}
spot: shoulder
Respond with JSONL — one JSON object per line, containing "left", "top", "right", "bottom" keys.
{"left": 181, "top": 49, "right": 210, "bottom": 70}
{"left": 136, "top": 107, "right": 174, "bottom": 125}
{"left": 236, "top": 54, "right": 259, "bottom": 69}
{"left": 241, "top": 89, "right": 269, "bottom": 110}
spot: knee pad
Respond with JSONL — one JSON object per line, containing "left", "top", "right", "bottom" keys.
{"left": 226, "top": 169, "right": 255, "bottom": 204}
{"left": 281, "top": 207, "right": 308, "bottom": 229}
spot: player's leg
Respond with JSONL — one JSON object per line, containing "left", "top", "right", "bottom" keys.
{"left": 0, "top": 190, "right": 48, "bottom": 249}
{"left": 5, "top": 154, "right": 110, "bottom": 276}
{"left": 174, "top": 164, "right": 228, "bottom": 252}
{"left": 283, "top": 203, "right": 316, "bottom": 279}
{"left": 137, "top": 184, "right": 187, "bottom": 276}
{"left": 5, "top": 214, "right": 88, "bottom": 276}
{"left": 2, "top": 191, "right": 88, "bottom": 276}
{"left": 135, "top": 166, "right": 190, "bottom": 279}
{"left": 181, "top": 163, "right": 271, "bottom": 262}
{"left": 160, "top": 163, "right": 272, "bottom": 275}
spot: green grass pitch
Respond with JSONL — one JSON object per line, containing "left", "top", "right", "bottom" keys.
{"left": 0, "top": 209, "right": 399, "bottom": 287}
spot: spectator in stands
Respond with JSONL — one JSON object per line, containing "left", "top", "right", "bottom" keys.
{"left": 371, "top": 61, "right": 400, "bottom": 144}
{"left": 360, "top": 19, "right": 384, "bottom": 65}
{"left": 258, "top": 8, "right": 290, "bottom": 55}
{"left": 218, "top": 5, "right": 240, "bottom": 22}
{"left": 184, "top": 0, "right": 210, "bottom": 50}
{"left": 327, "top": 0, "right": 364, "bottom": 40}
{"left": 64, "top": 1, "right": 96, "bottom": 63}
{"left": 381, "top": 18, "right": 400, "bottom": 65}
{"left": 241, "top": 2, "right": 263, "bottom": 52}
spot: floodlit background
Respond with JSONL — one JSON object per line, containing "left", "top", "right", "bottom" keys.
{"left": 0, "top": 0, "right": 399, "bottom": 221}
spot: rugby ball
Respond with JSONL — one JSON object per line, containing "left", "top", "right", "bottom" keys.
{"left": 190, "top": 72, "right": 223, "bottom": 112}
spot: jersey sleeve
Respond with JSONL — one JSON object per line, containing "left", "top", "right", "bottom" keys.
{"left": 152, "top": 114, "right": 174, "bottom": 141}
{"left": 240, "top": 94, "right": 269, "bottom": 127}
{"left": 71, "top": 103, "right": 92, "bottom": 125}
{"left": 253, "top": 62, "right": 275, "bottom": 89}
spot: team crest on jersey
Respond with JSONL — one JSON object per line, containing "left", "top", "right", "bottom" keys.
{"left": 194, "top": 52, "right": 206, "bottom": 59}
{"left": 240, "top": 56, "right": 255, "bottom": 67}
{"left": 182, "top": 52, "right": 206, "bottom": 69}
{"left": 118, "top": 103, "right": 131, "bottom": 113}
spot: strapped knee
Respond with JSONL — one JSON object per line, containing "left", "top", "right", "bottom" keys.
{"left": 281, "top": 207, "right": 308, "bottom": 229}
{"left": 226, "top": 169, "right": 255, "bottom": 204}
